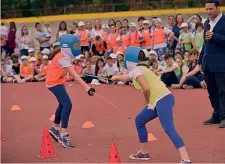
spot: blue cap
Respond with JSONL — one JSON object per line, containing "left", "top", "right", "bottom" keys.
{"left": 60, "top": 34, "right": 81, "bottom": 57}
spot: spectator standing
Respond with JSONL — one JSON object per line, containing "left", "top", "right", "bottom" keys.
{"left": 77, "top": 21, "right": 89, "bottom": 53}
{"left": 198, "top": 0, "right": 225, "bottom": 128}
{"left": 192, "top": 23, "right": 204, "bottom": 51}
{"left": 35, "top": 23, "right": 51, "bottom": 51}
{"left": 17, "top": 25, "right": 34, "bottom": 56}
{"left": 69, "top": 22, "right": 78, "bottom": 34}
{"left": 56, "top": 21, "right": 68, "bottom": 41}
{"left": 179, "top": 23, "right": 192, "bottom": 52}
{"left": 7, "top": 22, "right": 17, "bottom": 55}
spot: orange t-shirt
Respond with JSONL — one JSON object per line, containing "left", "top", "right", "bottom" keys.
{"left": 45, "top": 53, "right": 67, "bottom": 86}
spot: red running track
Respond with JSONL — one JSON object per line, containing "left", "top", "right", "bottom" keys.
{"left": 1, "top": 83, "right": 225, "bottom": 163}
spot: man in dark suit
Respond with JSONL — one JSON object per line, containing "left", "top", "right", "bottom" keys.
{"left": 198, "top": 0, "right": 225, "bottom": 128}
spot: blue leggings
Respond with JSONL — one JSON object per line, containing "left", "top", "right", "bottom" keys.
{"left": 135, "top": 94, "right": 185, "bottom": 149}
{"left": 48, "top": 84, "right": 72, "bottom": 129}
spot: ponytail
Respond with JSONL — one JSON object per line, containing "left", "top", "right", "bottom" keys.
{"left": 49, "top": 47, "right": 61, "bottom": 60}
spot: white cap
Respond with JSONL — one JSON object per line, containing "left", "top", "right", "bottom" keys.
{"left": 41, "top": 48, "right": 51, "bottom": 55}
{"left": 181, "top": 23, "right": 188, "bottom": 28}
{"left": 102, "top": 24, "right": 108, "bottom": 28}
{"left": 129, "top": 22, "right": 136, "bottom": 27}
{"left": 30, "top": 57, "right": 36, "bottom": 62}
{"left": 78, "top": 21, "right": 85, "bottom": 27}
{"left": 116, "top": 37, "right": 122, "bottom": 42}
{"left": 28, "top": 48, "right": 34, "bottom": 53}
{"left": 116, "top": 51, "right": 123, "bottom": 56}
{"left": 155, "top": 18, "right": 162, "bottom": 23}
{"left": 21, "top": 56, "right": 27, "bottom": 60}
{"left": 42, "top": 55, "right": 48, "bottom": 60}
{"left": 143, "top": 20, "right": 150, "bottom": 24}
{"left": 79, "top": 54, "right": 85, "bottom": 58}
{"left": 110, "top": 53, "right": 117, "bottom": 59}
{"left": 149, "top": 50, "right": 157, "bottom": 56}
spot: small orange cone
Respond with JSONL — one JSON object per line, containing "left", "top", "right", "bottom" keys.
{"left": 82, "top": 121, "right": 95, "bottom": 129}
{"left": 1, "top": 135, "right": 6, "bottom": 141}
{"left": 37, "top": 127, "right": 57, "bottom": 158}
{"left": 10, "top": 105, "right": 21, "bottom": 111}
{"left": 148, "top": 133, "right": 157, "bottom": 141}
{"left": 49, "top": 115, "right": 55, "bottom": 122}
{"left": 108, "top": 143, "right": 121, "bottom": 163}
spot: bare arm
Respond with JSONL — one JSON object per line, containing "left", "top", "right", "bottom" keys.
{"left": 167, "top": 31, "right": 174, "bottom": 41}
{"left": 65, "top": 66, "right": 91, "bottom": 92}
{"left": 192, "top": 38, "right": 196, "bottom": 48}
{"left": 111, "top": 74, "right": 131, "bottom": 82}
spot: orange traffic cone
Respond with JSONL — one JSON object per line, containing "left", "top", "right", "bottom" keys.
{"left": 49, "top": 115, "right": 55, "bottom": 122}
{"left": 82, "top": 121, "right": 95, "bottom": 129}
{"left": 37, "top": 127, "right": 57, "bottom": 158}
{"left": 10, "top": 105, "right": 21, "bottom": 111}
{"left": 108, "top": 143, "right": 121, "bottom": 163}
{"left": 148, "top": 133, "right": 157, "bottom": 141}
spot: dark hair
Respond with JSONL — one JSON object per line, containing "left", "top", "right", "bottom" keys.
{"left": 9, "top": 21, "right": 16, "bottom": 31}
{"left": 94, "top": 19, "right": 101, "bottom": 30}
{"left": 194, "top": 14, "right": 202, "bottom": 22}
{"left": 195, "top": 22, "right": 203, "bottom": 30}
{"left": 189, "top": 48, "right": 199, "bottom": 56}
{"left": 164, "top": 53, "right": 173, "bottom": 60}
{"left": 49, "top": 47, "right": 60, "bottom": 60}
{"left": 206, "top": 0, "right": 220, "bottom": 7}
{"left": 150, "top": 59, "right": 158, "bottom": 66}
{"left": 138, "top": 50, "right": 149, "bottom": 61}
{"left": 115, "top": 20, "right": 122, "bottom": 27}
{"left": 95, "top": 57, "right": 105, "bottom": 75}
{"left": 108, "top": 19, "right": 116, "bottom": 26}
{"left": 12, "top": 57, "right": 19, "bottom": 64}
{"left": 95, "top": 35, "right": 101, "bottom": 41}
{"left": 168, "top": 15, "right": 174, "bottom": 20}
{"left": 106, "top": 57, "right": 112, "bottom": 60}
{"left": 175, "top": 14, "right": 184, "bottom": 25}
{"left": 138, "top": 16, "right": 146, "bottom": 22}
{"left": 72, "top": 22, "right": 78, "bottom": 28}
{"left": 123, "top": 19, "right": 128, "bottom": 23}
{"left": 35, "top": 22, "right": 40, "bottom": 28}
{"left": 5, "top": 54, "right": 11, "bottom": 58}
{"left": 58, "top": 21, "right": 67, "bottom": 31}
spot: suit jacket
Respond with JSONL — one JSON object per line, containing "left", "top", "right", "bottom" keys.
{"left": 198, "top": 14, "right": 225, "bottom": 72}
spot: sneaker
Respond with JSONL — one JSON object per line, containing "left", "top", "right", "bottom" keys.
{"left": 59, "top": 134, "right": 75, "bottom": 148}
{"left": 200, "top": 81, "right": 207, "bottom": 89}
{"left": 182, "top": 85, "right": 194, "bottom": 89}
{"left": 48, "top": 127, "right": 60, "bottom": 142}
{"left": 179, "top": 160, "right": 192, "bottom": 164}
{"left": 129, "top": 151, "right": 150, "bottom": 160}
{"left": 171, "top": 84, "right": 181, "bottom": 89}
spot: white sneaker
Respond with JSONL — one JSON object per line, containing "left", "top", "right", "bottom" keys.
{"left": 171, "top": 84, "right": 181, "bottom": 89}
{"left": 183, "top": 85, "right": 194, "bottom": 89}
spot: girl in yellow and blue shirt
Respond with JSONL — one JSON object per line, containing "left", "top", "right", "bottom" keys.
{"left": 109, "top": 47, "right": 191, "bottom": 164}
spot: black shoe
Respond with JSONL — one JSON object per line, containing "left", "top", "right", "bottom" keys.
{"left": 203, "top": 118, "right": 220, "bottom": 125}
{"left": 219, "top": 119, "right": 225, "bottom": 128}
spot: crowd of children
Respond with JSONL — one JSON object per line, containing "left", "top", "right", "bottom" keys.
{"left": 1, "top": 14, "right": 207, "bottom": 88}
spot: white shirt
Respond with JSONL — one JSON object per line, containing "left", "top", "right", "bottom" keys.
{"left": 209, "top": 13, "right": 222, "bottom": 32}
{"left": 103, "top": 64, "right": 119, "bottom": 75}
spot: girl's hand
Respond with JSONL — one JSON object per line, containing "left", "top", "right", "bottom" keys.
{"left": 86, "top": 87, "right": 95, "bottom": 96}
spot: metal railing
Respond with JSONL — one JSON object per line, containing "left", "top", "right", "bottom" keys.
{"left": 2, "top": 0, "right": 224, "bottom": 18}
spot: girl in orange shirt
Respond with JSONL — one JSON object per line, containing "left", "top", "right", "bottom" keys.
{"left": 47, "top": 34, "right": 95, "bottom": 148}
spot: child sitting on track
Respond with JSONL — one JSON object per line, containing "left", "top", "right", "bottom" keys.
{"left": 46, "top": 34, "right": 95, "bottom": 148}
{"left": 34, "top": 55, "right": 49, "bottom": 81}
{"left": 109, "top": 47, "right": 191, "bottom": 164}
